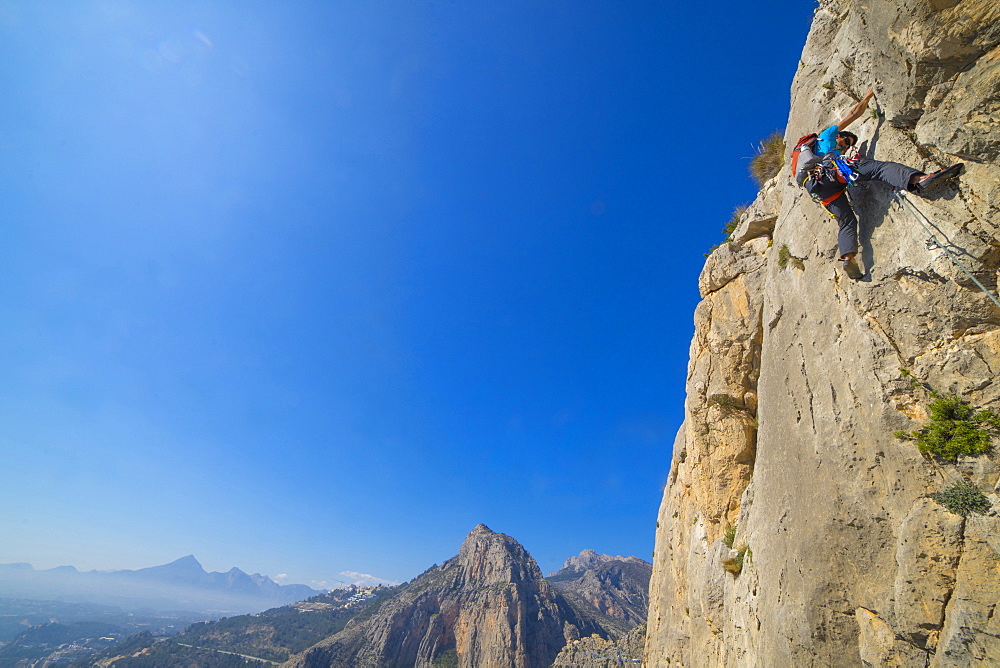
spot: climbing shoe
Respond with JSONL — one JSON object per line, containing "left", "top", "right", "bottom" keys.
{"left": 842, "top": 256, "right": 863, "bottom": 280}
{"left": 914, "top": 163, "right": 964, "bottom": 195}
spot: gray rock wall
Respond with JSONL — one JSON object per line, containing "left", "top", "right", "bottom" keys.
{"left": 646, "top": 0, "right": 1000, "bottom": 665}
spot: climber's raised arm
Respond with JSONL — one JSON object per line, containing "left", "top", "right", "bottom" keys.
{"left": 835, "top": 87, "right": 875, "bottom": 131}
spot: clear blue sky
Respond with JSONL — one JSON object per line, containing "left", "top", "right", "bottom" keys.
{"left": 1, "top": 1, "right": 814, "bottom": 587}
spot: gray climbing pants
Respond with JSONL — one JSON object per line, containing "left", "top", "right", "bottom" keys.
{"left": 805, "top": 156, "right": 923, "bottom": 258}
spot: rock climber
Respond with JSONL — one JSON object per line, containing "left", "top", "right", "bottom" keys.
{"left": 792, "top": 87, "right": 963, "bottom": 279}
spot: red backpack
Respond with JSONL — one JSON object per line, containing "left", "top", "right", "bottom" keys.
{"left": 789, "top": 133, "right": 818, "bottom": 177}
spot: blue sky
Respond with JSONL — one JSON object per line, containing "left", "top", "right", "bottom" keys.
{"left": 1, "top": 1, "right": 814, "bottom": 587}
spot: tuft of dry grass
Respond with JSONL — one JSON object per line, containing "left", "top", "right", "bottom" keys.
{"left": 777, "top": 244, "right": 805, "bottom": 271}
{"left": 721, "top": 545, "right": 750, "bottom": 576}
{"left": 709, "top": 394, "right": 742, "bottom": 410}
{"left": 749, "top": 132, "right": 786, "bottom": 186}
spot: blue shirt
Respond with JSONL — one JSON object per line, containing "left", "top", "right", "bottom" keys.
{"left": 816, "top": 125, "right": 840, "bottom": 155}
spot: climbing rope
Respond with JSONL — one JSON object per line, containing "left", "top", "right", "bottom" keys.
{"left": 891, "top": 190, "right": 1000, "bottom": 310}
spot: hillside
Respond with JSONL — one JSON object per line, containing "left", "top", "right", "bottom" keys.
{"left": 80, "top": 587, "right": 392, "bottom": 666}
{"left": 645, "top": 0, "right": 1000, "bottom": 665}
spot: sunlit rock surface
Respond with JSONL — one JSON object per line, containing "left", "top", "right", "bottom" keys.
{"left": 645, "top": 0, "right": 1000, "bottom": 665}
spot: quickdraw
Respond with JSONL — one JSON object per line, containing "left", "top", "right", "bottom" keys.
{"left": 832, "top": 157, "right": 859, "bottom": 185}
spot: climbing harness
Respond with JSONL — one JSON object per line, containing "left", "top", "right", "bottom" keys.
{"left": 891, "top": 190, "right": 1000, "bottom": 310}
{"left": 804, "top": 157, "right": 851, "bottom": 217}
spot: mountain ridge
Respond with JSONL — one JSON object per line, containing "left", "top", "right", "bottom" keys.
{"left": 548, "top": 548, "right": 648, "bottom": 577}
{"left": 0, "top": 556, "right": 321, "bottom": 615}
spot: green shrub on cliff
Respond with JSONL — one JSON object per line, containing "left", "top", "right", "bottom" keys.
{"left": 433, "top": 648, "right": 459, "bottom": 667}
{"left": 723, "top": 206, "right": 745, "bottom": 237}
{"left": 894, "top": 370, "right": 1000, "bottom": 461}
{"left": 930, "top": 480, "right": 992, "bottom": 517}
{"left": 777, "top": 244, "right": 804, "bottom": 271}
{"left": 709, "top": 393, "right": 742, "bottom": 411}
{"left": 895, "top": 393, "right": 999, "bottom": 460}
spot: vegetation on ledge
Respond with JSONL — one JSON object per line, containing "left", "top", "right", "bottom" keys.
{"left": 749, "top": 132, "right": 785, "bottom": 186}
{"left": 930, "top": 480, "right": 992, "bottom": 517}
{"left": 894, "top": 369, "right": 1000, "bottom": 461}
{"left": 721, "top": 546, "right": 751, "bottom": 577}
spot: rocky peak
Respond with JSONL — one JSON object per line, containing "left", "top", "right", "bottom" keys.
{"left": 558, "top": 549, "right": 605, "bottom": 573}
{"left": 455, "top": 523, "right": 542, "bottom": 586}
{"left": 164, "top": 554, "right": 204, "bottom": 572}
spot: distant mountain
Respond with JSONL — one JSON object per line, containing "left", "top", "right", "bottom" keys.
{"left": 0, "top": 556, "right": 320, "bottom": 615}
{"left": 126, "top": 554, "right": 209, "bottom": 584}
{"left": 546, "top": 549, "right": 652, "bottom": 629}
{"left": 122, "top": 555, "right": 318, "bottom": 601}
{"left": 549, "top": 548, "right": 649, "bottom": 576}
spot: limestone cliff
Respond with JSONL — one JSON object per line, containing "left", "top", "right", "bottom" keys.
{"left": 645, "top": 0, "right": 1000, "bottom": 665}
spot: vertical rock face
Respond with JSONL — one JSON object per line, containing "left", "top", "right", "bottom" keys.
{"left": 646, "top": 0, "right": 1000, "bottom": 665}
{"left": 290, "top": 525, "right": 607, "bottom": 668}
